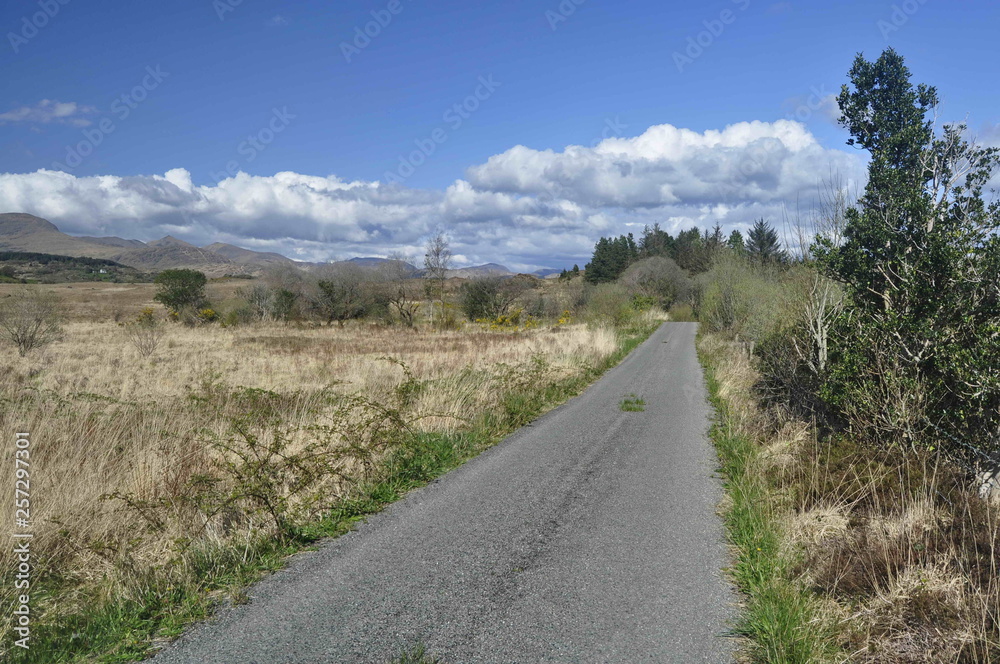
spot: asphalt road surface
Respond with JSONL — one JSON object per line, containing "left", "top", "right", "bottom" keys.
{"left": 153, "top": 322, "right": 735, "bottom": 663}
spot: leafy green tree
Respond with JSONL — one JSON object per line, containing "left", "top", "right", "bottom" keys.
{"left": 572, "top": 264, "right": 580, "bottom": 276}
{"left": 153, "top": 269, "right": 208, "bottom": 313}
{"left": 816, "top": 48, "right": 1000, "bottom": 447}
{"left": 745, "top": 219, "right": 785, "bottom": 264}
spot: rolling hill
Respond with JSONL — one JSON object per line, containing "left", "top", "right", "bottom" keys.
{"left": 0, "top": 213, "right": 290, "bottom": 276}
{"left": 0, "top": 213, "right": 558, "bottom": 278}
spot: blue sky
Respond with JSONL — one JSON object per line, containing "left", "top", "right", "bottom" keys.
{"left": 1, "top": 0, "right": 998, "bottom": 269}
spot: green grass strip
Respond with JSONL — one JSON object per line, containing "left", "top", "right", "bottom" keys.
{"left": 699, "top": 341, "right": 838, "bottom": 664}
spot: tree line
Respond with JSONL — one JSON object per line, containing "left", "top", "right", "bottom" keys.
{"left": 582, "top": 218, "right": 785, "bottom": 284}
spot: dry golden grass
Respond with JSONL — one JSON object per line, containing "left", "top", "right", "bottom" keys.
{"left": 700, "top": 331, "right": 1000, "bottom": 663}
{"left": 0, "top": 280, "right": 246, "bottom": 322}
{"left": 0, "top": 284, "right": 622, "bottom": 651}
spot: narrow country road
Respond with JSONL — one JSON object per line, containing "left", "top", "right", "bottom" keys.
{"left": 153, "top": 322, "right": 735, "bottom": 663}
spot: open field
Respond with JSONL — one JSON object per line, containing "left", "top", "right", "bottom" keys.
{"left": 0, "top": 280, "right": 651, "bottom": 661}
{"left": 0, "top": 280, "right": 247, "bottom": 322}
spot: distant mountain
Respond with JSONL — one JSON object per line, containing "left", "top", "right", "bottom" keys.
{"left": 147, "top": 235, "right": 197, "bottom": 249}
{"left": 0, "top": 213, "right": 291, "bottom": 275}
{"left": 532, "top": 268, "right": 562, "bottom": 278}
{"left": 446, "top": 263, "right": 511, "bottom": 278}
{"left": 112, "top": 243, "right": 233, "bottom": 273}
{"left": 338, "top": 256, "right": 416, "bottom": 272}
{"left": 0, "top": 213, "right": 554, "bottom": 278}
{"left": 0, "top": 213, "right": 125, "bottom": 260}
{"left": 78, "top": 236, "right": 147, "bottom": 249}
{"left": 203, "top": 242, "right": 295, "bottom": 267}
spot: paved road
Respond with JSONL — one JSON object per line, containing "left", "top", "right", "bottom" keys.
{"left": 153, "top": 322, "right": 735, "bottom": 663}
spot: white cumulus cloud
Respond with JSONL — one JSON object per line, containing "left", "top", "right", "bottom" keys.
{"left": 0, "top": 119, "right": 867, "bottom": 270}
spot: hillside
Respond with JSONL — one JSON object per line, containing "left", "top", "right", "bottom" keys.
{"left": 0, "top": 214, "right": 555, "bottom": 278}
{"left": 0, "top": 213, "right": 283, "bottom": 276}
{"left": 0, "top": 250, "right": 148, "bottom": 283}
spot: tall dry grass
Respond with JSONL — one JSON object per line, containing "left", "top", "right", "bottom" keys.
{"left": 700, "top": 331, "right": 1000, "bottom": 663}
{"left": 0, "top": 314, "right": 620, "bottom": 654}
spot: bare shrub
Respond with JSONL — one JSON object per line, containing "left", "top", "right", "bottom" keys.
{"left": 459, "top": 275, "right": 534, "bottom": 321}
{"left": 121, "top": 307, "right": 165, "bottom": 357}
{"left": 236, "top": 284, "right": 296, "bottom": 322}
{"left": 0, "top": 288, "right": 63, "bottom": 356}
{"left": 377, "top": 253, "right": 421, "bottom": 326}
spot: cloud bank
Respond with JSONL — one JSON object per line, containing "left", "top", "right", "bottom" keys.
{"left": 0, "top": 119, "right": 865, "bottom": 270}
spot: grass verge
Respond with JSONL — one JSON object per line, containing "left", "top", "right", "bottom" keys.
{"left": 7, "top": 320, "right": 659, "bottom": 664}
{"left": 699, "top": 334, "right": 838, "bottom": 664}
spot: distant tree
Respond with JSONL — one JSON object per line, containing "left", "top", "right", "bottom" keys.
{"left": 638, "top": 223, "right": 675, "bottom": 258}
{"left": 237, "top": 284, "right": 296, "bottom": 322}
{"left": 572, "top": 264, "right": 580, "bottom": 276}
{"left": 377, "top": 252, "right": 421, "bottom": 327}
{"left": 702, "top": 223, "right": 725, "bottom": 265}
{"left": 423, "top": 232, "right": 452, "bottom": 324}
{"left": 559, "top": 269, "right": 569, "bottom": 281}
{"left": 584, "top": 234, "right": 638, "bottom": 283}
{"left": 745, "top": 219, "right": 785, "bottom": 263}
{"left": 459, "top": 275, "right": 531, "bottom": 320}
{"left": 727, "top": 230, "right": 745, "bottom": 254}
{"left": 619, "top": 256, "right": 692, "bottom": 308}
{"left": 315, "top": 264, "right": 368, "bottom": 326}
{"left": 153, "top": 269, "right": 208, "bottom": 313}
{"left": 673, "top": 227, "right": 705, "bottom": 272}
